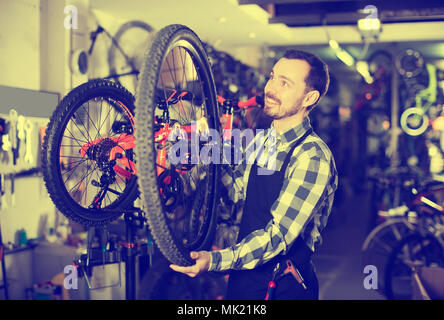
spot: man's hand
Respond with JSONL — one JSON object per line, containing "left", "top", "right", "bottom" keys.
{"left": 169, "top": 251, "right": 211, "bottom": 278}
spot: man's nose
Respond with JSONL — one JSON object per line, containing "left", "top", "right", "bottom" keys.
{"left": 264, "top": 79, "right": 276, "bottom": 95}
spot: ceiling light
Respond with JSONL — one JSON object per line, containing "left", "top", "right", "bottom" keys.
{"left": 358, "top": 18, "right": 381, "bottom": 32}
{"left": 248, "top": 32, "right": 256, "bottom": 39}
{"left": 327, "top": 37, "right": 354, "bottom": 67}
{"left": 219, "top": 17, "right": 227, "bottom": 23}
{"left": 356, "top": 60, "right": 374, "bottom": 84}
{"left": 336, "top": 50, "right": 355, "bottom": 67}
{"left": 328, "top": 40, "right": 339, "bottom": 50}
{"left": 357, "top": 5, "right": 382, "bottom": 39}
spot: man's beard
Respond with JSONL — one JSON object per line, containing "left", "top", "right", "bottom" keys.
{"left": 264, "top": 93, "right": 304, "bottom": 120}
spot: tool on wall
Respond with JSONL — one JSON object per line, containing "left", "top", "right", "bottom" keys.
{"left": 0, "top": 109, "right": 43, "bottom": 175}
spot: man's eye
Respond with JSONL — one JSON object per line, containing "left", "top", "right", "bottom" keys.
{"left": 281, "top": 81, "right": 288, "bottom": 87}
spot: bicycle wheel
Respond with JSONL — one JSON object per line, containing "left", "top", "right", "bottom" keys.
{"left": 384, "top": 233, "right": 444, "bottom": 300}
{"left": 136, "top": 24, "right": 220, "bottom": 266}
{"left": 108, "top": 20, "right": 154, "bottom": 95}
{"left": 42, "top": 79, "right": 139, "bottom": 226}
{"left": 362, "top": 217, "right": 415, "bottom": 293}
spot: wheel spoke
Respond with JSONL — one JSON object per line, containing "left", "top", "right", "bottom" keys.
{"left": 61, "top": 96, "right": 135, "bottom": 210}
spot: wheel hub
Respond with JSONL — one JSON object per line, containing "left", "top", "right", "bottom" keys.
{"left": 95, "top": 138, "right": 119, "bottom": 169}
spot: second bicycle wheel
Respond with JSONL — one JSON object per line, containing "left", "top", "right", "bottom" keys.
{"left": 42, "top": 79, "right": 139, "bottom": 226}
{"left": 362, "top": 217, "right": 415, "bottom": 294}
{"left": 136, "top": 24, "right": 220, "bottom": 266}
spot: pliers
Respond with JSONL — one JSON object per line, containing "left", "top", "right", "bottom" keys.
{"left": 264, "top": 260, "right": 307, "bottom": 300}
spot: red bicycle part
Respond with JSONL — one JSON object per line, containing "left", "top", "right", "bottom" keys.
{"left": 80, "top": 133, "right": 137, "bottom": 179}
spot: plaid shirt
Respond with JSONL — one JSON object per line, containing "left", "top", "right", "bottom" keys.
{"left": 209, "top": 117, "right": 338, "bottom": 272}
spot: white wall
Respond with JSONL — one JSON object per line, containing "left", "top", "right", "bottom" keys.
{"left": 0, "top": 0, "right": 41, "bottom": 90}
{"left": 1, "top": 175, "right": 56, "bottom": 244}
{"left": 39, "top": 0, "right": 70, "bottom": 95}
{"left": 0, "top": 0, "right": 67, "bottom": 246}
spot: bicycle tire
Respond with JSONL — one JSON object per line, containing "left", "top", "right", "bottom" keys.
{"left": 42, "top": 79, "right": 139, "bottom": 226}
{"left": 384, "top": 233, "right": 444, "bottom": 300}
{"left": 362, "top": 217, "right": 415, "bottom": 293}
{"left": 135, "top": 24, "right": 220, "bottom": 266}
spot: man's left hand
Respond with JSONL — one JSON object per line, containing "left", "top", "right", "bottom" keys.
{"left": 169, "top": 251, "right": 211, "bottom": 277}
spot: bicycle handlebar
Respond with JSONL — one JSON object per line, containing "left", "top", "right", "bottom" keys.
{"left": 217, "top": 94, "right": 264, "bottom": 109}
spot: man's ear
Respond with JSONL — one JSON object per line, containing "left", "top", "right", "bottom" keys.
{"left": 302, "top": 90, "right": 320, "bottom": 109}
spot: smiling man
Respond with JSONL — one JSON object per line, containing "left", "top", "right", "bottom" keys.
{"left": 170, "top": 49, "right": 338, "bottom": 300}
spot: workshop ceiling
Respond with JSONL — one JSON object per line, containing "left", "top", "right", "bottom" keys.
{"left": 90, "top": 0, "right": 444, "bottom": 47}
{"left": 89, "top": 0, "right": 444, "bottom": 64}
{"left": 240, "top": 0, "right": 444, "bottom": 26}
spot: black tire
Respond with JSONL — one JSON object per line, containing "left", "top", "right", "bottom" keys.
{"left": 135, "top": 24, "right": 220, "bottom": 266}
{"left": 42, "top": 79, "right": 139, "bottom": 226}
{"left": 384, "top": 233, "right": 444, "bottom": 300}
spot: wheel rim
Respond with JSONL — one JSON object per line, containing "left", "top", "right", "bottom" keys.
{"left": 56, "top": 94, "right": 137, "bottom": 214}
{"left": 150, "top": 33, "right": 217, "bottom": 250}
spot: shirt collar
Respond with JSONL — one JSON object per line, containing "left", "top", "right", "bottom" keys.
{"left": 270, "top": 117, "right": 312, "bottom": 145}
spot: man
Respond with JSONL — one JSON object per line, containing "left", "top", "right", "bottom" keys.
{"left": 170, "top": 49, "right": 338, "bottom": 300}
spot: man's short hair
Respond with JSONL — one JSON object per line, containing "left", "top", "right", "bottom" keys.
{"left": 282, "top": 49, "right": 330, "bottom": 109}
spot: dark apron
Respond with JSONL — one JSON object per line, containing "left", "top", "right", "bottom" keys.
{"left": 226, "top": 128, "right": 319, "bottom": 300}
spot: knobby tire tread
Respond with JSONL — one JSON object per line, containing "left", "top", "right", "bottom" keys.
{"left": 136, "top": 24, "right": 219, "bottom": 266}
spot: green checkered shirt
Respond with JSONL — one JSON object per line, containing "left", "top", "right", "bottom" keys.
{"left": 209, "top": 117, "right": 338, "bottom": 272}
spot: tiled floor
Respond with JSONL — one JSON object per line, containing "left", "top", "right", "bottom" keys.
{"left": 312, "top": 190, "right": 385, "bottom": 300}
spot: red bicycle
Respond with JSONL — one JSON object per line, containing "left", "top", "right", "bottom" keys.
{"left": 42, "top": 24, "right": 263, "bottom": 266}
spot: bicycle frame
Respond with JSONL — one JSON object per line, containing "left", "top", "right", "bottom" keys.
{"left": 375, "top": 174, "right": 444, "bottom": 220}
{"left": 154, "top": 93, "right": 262, "bottom": 174}
{"left": 77, "top": 92, "right": 262, "bottom": 208}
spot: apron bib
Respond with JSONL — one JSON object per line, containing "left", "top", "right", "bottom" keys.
{"left": 226, "top": 128, "right": 318, "bottom": 300}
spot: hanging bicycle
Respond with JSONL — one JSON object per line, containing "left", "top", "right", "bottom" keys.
{"left": 42, "top": 24, "right": 264, "bottom": 267}
{"left": 362, "top": 166, "right": 444, "bottom": 297}
{"left": 72, "top": 21, "right": 153, "bottom": 94}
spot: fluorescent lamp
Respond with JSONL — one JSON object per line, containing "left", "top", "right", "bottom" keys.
{"left": 358, "top": 18, "right": 381, "bottom": 31}
{"left": 336, "top": 50, "right": 355, "bottom": 67}
{"left": 329, "top": 39, "right": 339, "bottom": 50}
{"left": 356, "top": 60, "right": 374, "bottom": 84}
